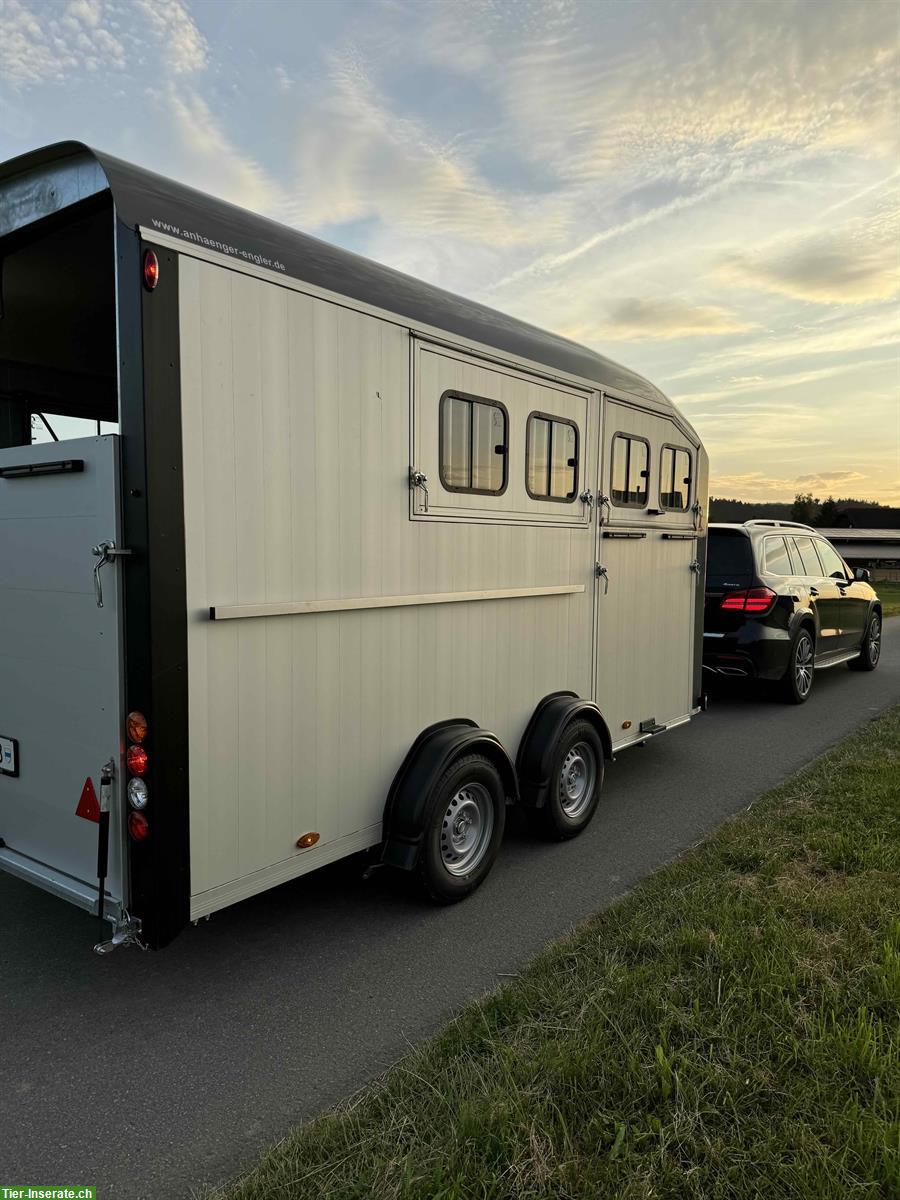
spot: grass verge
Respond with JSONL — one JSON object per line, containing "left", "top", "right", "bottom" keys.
{"left": 875, "top": 581, "right": 900, "bottom": 619}
{"left": 211, "top": 710, "right": 900, "bottom": 1200}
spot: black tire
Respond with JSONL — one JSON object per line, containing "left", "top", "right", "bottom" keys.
{"left": 531, "top": 719, "right": 605, "bottom": 841}
{"left": 778, "top": 627, "right": 815, "bottom": 704}
{"left": 416, "top": 753, "right": 506, "bottom": 904}
{"left": 849, "top": 610, "right": 882, "bottom": 672}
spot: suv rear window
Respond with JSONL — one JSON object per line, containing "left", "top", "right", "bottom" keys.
{"left": 706, "top": 529, "right": 753, "bottom": 586}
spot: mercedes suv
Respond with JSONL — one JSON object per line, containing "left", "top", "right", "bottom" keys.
{"left": 703, "top": 521, "right": 882, "bottom": 703}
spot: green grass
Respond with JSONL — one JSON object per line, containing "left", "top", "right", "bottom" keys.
{"left": 210, "top": 710, "right": 900, "bottom": 1200}
{"left": 875, "top": 581, "right": 900, "bottom": 619}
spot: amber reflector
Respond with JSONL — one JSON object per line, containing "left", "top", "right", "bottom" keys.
{"left": 622, "top": 720, "right": 632, "bottom": 729}
{"left": 126, "top": 711, "right": 148, "bottom": 743}
{"left": 143, "top": 249, "right": 159, "bottom": 291}
{"left": 296, "top": 832, "right": 320, "bottom": 849}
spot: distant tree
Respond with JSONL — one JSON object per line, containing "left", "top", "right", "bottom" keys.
{"left": 816, "top": 496, "right": 841, "bottom": 527}
{"left": 790, "top": 493, "right": 819, "bottom": 524}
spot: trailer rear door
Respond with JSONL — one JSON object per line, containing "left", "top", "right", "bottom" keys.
{"left": 0, "top": 435, "right": 124, "bottom": 917}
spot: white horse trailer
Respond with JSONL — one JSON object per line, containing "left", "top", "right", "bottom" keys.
{"left": 0, "top": 143, "right": 708, "bottom": 950}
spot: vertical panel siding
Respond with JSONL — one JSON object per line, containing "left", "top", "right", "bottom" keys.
{"left": 181, "top": 259, "right": 596, "bottom": 903}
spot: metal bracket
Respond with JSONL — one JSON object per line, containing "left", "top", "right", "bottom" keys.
{"left": 597, "top": 494, "right": 611, "bottom": 525}
{"left": 689, "top": 558, "right": 702, "bottom": 574}
{"left": 595, "top": 563, "right": 610, "bottom": 593}
{"left": 409, "top": 468, "right": 429, "bottom": 513}
{"left": 92, "top": 540, "right": 132, "bottom": 608}
{"left": 93, "top": 911, "right": 145, "bottom": 956}
{"left": 691, "top": 500, "right": 704, "bottom": 532}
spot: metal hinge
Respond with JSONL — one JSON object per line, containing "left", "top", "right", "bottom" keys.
{"left": 93, "top": 911, "right": 145, "bottom": 956}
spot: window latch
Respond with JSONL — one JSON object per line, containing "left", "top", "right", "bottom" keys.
{"left": 409, "top": 468, "right": 429, "bottom": 513}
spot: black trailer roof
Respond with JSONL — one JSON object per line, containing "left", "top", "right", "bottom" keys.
{"left": 0, "top": 141, "right": 685, "bottom": 416}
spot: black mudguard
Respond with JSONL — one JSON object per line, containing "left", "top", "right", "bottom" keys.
{"left": 515, "top": 692, "right": 612, "bottom": 809}
{"left": 382, "top": 719, "right": 518, "bottom": 871}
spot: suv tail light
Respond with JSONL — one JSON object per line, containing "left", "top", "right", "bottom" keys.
{"left": 721, "top": 587, "right": 777, "bottom": 615}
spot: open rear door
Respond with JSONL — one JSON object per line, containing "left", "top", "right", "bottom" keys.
{"left": 0, "top": 435, "right": 125, "bottom": 919}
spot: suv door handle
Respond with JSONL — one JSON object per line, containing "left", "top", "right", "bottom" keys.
{"left": 809, "top": 586, "right": 819, "bottom": 597}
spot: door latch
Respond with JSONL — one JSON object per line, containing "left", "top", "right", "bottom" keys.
{"left": 689, "top": 558, "right": 702, "bottom": 574}
{"left": 92, "top": 540, "right": 132, "bottom": 608}
{"left": 409, "top": 468, "right": 429, "bottom": 513}
{"left": 579, "top": 488, "right": 595, "bottom": 508}
{"left": 595, "top": 563, "right": 610, "bottom": 593}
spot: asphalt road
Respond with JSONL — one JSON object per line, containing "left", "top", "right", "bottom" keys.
{"left": 3, "top": 619, "right": 898, "bottom": 1198}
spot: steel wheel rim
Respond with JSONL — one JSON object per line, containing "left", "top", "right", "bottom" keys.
{"left": 440, "top": 783, "right": 494, "bottom": 876}
{"left": 869, "top": 616, "right": 881, "bottom": 664}
{"left": 795, "top": 635, "right": 814, "bottom": 696}
{"left": 559, "top": 742, "right": 597, "bottom": 819}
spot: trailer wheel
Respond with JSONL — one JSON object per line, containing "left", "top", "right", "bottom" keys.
{"left": 416, "top": 754, "right": 506, "bottom": 903}
{"left": 532, "top": 719, "right": 604, "bottom": 841}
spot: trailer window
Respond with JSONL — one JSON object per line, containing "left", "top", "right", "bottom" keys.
{"left": 526, "top": 413, "right": 578, "bottom": 501}
{"left": 610, "top": 434, "right": 649, "bottom": 507}
{"left": 439, "top": 393, "right": 507, "bottom": 495}
{"left": 659, "top": 445, "right": 691, "bottom": 510}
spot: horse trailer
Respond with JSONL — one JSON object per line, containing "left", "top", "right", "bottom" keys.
{"left": 0, "top": 142, "right": 708, "bottom": 950}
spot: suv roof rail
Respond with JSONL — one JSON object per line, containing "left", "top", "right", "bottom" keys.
{"left": 743, "top": 519, "right": 817, "bottom": 533}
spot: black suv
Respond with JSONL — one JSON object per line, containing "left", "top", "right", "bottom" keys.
{"left": 704, "top": 521, "right": 882, "bottom": 703}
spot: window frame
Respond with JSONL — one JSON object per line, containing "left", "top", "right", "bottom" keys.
{"left": 524, "top": 410, "right": 580, "bottom": 504}
{"left": 790, "top": 535, "right": 824, "bottom": 578}
{"left": 762, "top": 535, "right": 794, "bottom": 576}
{"left": 658, "top": 442, "right": 693, "bottom": 512}
{"left": 609, "top": 432, "right": 651, "bottom": 509}
{"left": 438, "top": 389, "right": 509, "bottom": 497}
{"left": 814, "top": 539, "right": 850, "bottom": 582}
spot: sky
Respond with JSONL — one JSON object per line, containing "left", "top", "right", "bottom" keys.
{"left": 1, "top": 0, "right": 898, "bottom": 503}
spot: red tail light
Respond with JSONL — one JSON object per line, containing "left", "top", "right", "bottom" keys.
{"left": 128, "top": 811, "right": 150, "bottom": 841}
{"left": 126, "top": 744, "right": 148, "bottom": 776}
{"left": 720, "top": 587, "right": 777, "bottom": 615}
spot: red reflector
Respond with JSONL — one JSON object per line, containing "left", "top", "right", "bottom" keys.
{"left": 76, "top": 776, "right": 100, "bottom": 822}
{"left": 143, "top": 249, "right": 159, "bottom": 291}
{"left": 720, "top": 587, "right": 776, "bottom": 615}
{"left": 128, "top": 811, "right": 150, "bottom": 841}
{"left": 126, "top": 744, "right": 148, "bottom": 776}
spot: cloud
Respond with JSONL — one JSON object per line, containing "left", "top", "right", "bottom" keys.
{"left": 134, "top": 0, "right": 207, "bottom": 74}
{"left": 719, "top": 219, "right": 900, "bottom": 304}
{"left": 0, "top": 0, "right": 125, "bottom": 87}
{"left": 796, "top": 470, "right": 865, "bottom": 485}
{"left": 599, "top": 297, "right": 754, "bottom": 341}
{"left": 151, "top": 86, "right": 287, "bottom": 218}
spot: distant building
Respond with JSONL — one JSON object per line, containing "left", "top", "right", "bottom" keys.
{"left": 820, "top": 528, "right": 900, "bottom": 580}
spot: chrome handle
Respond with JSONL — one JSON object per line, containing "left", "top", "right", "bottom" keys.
{"left": 809, "top": 586, "right": 819, "bottom": 597}
{"left": 595, "top": 563, "right": 610, "bottom": 594}
{"left": 409, "top": 468, "right": 429, "bottom": 513}
{"left": 92, "top": 540, "right": 132, "bottom": 608}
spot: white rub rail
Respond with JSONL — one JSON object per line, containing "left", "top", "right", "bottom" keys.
{"left": 210, "top": 583, "right": 585, "bottom": 621}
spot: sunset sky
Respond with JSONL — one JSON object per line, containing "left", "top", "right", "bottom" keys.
{"left": 1, "top": 0, "right": 898, "bottom": 502}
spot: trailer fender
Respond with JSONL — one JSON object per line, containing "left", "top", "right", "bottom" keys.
{"left": 516, "top": 692, "right": 612, "bottom": 809}
{"left": 382, "top": 719, "right": 518, "bottom": 871}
